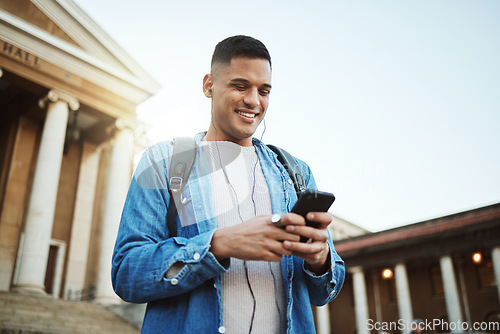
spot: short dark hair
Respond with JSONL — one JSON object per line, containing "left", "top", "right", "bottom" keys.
{"left": 211, "top": 35, "right": 271, "bottom": 69}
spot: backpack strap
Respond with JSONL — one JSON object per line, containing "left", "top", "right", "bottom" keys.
{"left": 167, "top": 137, "right": 196, "bottom": 238}
{"left": 267, "top": 144, "right": 306, "bottom": 196}
{"left": 169, "top": 137, "right": 197, "bottom": 193}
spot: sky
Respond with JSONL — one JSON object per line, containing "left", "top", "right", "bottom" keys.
{"left": 75, "top": 0, "right": 500, "bottom": 232}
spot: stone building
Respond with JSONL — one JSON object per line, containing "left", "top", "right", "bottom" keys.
{"left": 329, "top": 203, "right": 500, "bottom": 334}
{"left": 0, "top": 0, "right": 159, "bottom": 307}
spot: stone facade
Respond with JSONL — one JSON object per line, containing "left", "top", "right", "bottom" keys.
{"left": 0, "top": 0, "right": 159, "bottom": 306}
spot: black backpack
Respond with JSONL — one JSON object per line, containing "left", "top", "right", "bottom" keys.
{"left": 166, "top": 137, "right": 305, "bottom": 237}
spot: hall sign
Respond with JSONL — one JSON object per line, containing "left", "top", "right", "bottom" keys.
{"left": 2, "top": 41, "right": 40, "bottom": 68}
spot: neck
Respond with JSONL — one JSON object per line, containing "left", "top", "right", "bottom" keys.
{"left": 204, "top": 127, "right": 253, "bottom": 147}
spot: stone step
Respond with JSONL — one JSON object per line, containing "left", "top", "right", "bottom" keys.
{"left": 0, "top": 291, "right": 139, "bottom": 334}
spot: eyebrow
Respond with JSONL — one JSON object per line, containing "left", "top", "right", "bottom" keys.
{"left": 230, "top": 78, "right": 272, "bottom": 89}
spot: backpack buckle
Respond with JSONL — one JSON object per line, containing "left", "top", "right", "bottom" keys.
{"left": 169, "top": 177, "right": 183, "bottom": 192}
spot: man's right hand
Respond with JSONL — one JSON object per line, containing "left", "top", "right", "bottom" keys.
{"left": 210, "top": 213, "right": 304, "bottom": 262}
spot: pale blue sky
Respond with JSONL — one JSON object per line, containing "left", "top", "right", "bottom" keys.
{"left": 76, "top": 0, "right": 500, "bottom": 232}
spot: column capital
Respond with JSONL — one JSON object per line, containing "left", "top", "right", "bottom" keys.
{"left": 38, "top": 89, "right": 80, "bottom": 111}
{"left": 105, "top": 118, "right": 137, "bottom": 138}
{"left": 115, "top": 118, "right": 137, "bottom": 132}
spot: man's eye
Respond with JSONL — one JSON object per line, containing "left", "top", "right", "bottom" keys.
{"left": 259, "top": 90, "right": 270, "bottom": 96}
{"left": 232, "top": 84, "right": 246, "bottom": 90}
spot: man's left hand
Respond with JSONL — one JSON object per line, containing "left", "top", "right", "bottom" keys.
{"left": 281, "top": 212, "right": 332, "bottom": 275}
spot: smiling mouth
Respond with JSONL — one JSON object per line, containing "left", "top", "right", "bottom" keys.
{"left": 236, "top": 110, "right": 258, "bottom": 118}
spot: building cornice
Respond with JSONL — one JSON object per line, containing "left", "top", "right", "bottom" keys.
{"left": 0, "top": 6, "right": 160, "bottom": 105}
{"left": 336, "top": 203, "right": 500, "bottom": 254}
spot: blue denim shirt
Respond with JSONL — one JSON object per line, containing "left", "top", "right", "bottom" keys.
{"left": 112, "top": 133, "right": 345, "bottom": 333}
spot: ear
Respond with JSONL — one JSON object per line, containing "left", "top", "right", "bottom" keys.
{"left": 202, "top": 74, "right": 213, "bottom": 98}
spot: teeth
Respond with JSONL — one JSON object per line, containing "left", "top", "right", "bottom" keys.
{"left": 237, "top": 111, "right": 256, "bottom": 118}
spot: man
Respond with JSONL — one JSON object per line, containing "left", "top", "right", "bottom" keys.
{"left": 112, "top": 35, "right": 345, "bottom": 333}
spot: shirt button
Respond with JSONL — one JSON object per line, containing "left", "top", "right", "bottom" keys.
{"left": 171, "top": 278, "right": 179, "bottom": 285}
{"left": 218, "top": 326, "right": 226, "bottom": 333}
{"left": 288, "top": 179, "right": 293, "bottom": 185}
{"left": 193, "top": 252, "right": 200, "bottom": 260}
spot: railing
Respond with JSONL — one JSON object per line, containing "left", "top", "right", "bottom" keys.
{"left": 66, "top": 284, "right": 96, "bottom": 302}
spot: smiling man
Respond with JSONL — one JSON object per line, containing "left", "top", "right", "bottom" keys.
{"left": 112, "top": 35, "right": 345, "bottom": 334}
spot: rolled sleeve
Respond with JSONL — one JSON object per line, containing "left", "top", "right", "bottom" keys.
{"left": 157, "top": 231, "right": 230, "bottom": 287}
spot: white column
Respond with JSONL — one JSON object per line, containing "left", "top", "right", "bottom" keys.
{"left": 13, "top": 90, "right": 79, "bottom": 294}
{"left": 94, "top": 121, "right": 133, "bottom": 304}
{"left": 394, "top": 263, "right": 413, "bottom": 334}
{"left": 64, "top": 143, "right": 101, "bottom": 298}
{"left": 440, "top": 255, "right": 463, "bottom": 334}
{"left": 351, "top": 266, "right": 370, "bottom": 334}
{"left": 492, "top": 246, "right": 500, "bottom": 302}
{"left": 316, "top": 304, "right": 331, "bottom": 334}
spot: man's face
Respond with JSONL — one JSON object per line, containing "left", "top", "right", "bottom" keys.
{"left": 205, "top": 57, "right": 272, "bottom": 146}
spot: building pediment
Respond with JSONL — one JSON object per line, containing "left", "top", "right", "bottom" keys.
{"left": 0, "top": 0, "right": 160, "bottom": 108}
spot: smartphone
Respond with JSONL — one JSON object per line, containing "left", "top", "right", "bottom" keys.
{"left": 291, "top": 189, "right": 335, "bottom": 242}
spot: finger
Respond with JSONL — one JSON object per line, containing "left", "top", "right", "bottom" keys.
{"left": 305, "top": 212, "right": 333, "bottom": 229}
{"left": 271, "top": 227, "right": 301, "bottom": 243}
{"left": 285, "top": 225, "right": 328, "bottom": 243}
{"left": 265, "top": 239, "right": 296, "bottom": 257}
{"left": 260, "top": 250, "right": 286, "bottom": 262}
{"left": 239, "top": 237, "right": 292, "bottom": 261}
{"left": 282, "top": 239, "right": 326, "bottom": 255}
{"left": 277, "top": 212, "right": 306, "bottom": 227}
{"left": 264, "top": 219, "right": 301, "bottom": 242}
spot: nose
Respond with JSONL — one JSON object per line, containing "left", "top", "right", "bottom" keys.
{"left": 243, "top": 88, "right": 260, "bottom": 109}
